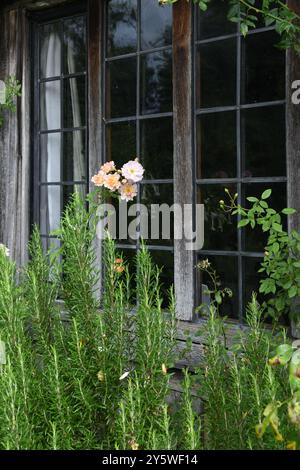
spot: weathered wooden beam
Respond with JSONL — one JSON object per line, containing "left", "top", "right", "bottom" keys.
{"left": 0, "top": 8, "right": 30, "bottom": 265}
{"left": 287, "top": 1, "right": 300, "bottom": 233}
{"left": 2, "top": 0, "right": 74, "bottom": 12}
{"left": 88, "top": 0, "right": 103, "bottom": 297}
{"left": 173, "top": 0, "right": 195, "bottom": 321}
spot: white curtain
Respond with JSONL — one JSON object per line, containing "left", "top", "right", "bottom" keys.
{"left": 40, "top": 24, "right": 85, "bottom": 235}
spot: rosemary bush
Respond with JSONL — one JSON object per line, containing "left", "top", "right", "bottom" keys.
{"left": 197, "top": 295, "right": 291, "bottom": 449}
{"left": 0, "top": 194, "right": 194, "bottom": 450}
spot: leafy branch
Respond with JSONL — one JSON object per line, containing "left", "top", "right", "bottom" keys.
{"left": 0, "top": 76, "right": 22, "bottom": 128}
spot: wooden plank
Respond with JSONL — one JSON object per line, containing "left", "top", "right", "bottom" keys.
{"left": 287, "top": 1, "right": 300, "bottom": 232}
{"left": 177, "top": 318, "right": 249, "bottom": 348}
{"left": 0, "top": 8, "right": 31, "bottom": 266}
{"left": 2, "top": 0, "right": 74, "bottom": 11}
{"left": 88, "top": 0, "right": 103, "bottom": 298}
{"left": 173, "top": 0, "right": 195, "bottom": 321}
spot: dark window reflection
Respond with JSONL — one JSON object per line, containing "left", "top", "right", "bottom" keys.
{"left": 243, "top": 183, "right": 287, "bottom": 252}
{"left": 196, "top": 39, "right": 236, "bottom": 108}
{"left": 63, "top": 131, "right": 86, "bottom": 182}
{"left": 62, "top": 184, "right": 86, "bottom": 214}
{"left": 197, "top": 112, "right": 236, "bottom": 179}
{"left": 106, "top": 121, "right": 136, "bottom": 167}
{"left": 106, "top": 57, "right": 137, "bottom": 118}
{"left": 197, "top": 185, "right": 237, "bottom": 251}
{"left": 141, "top": 117, "right": 173, "bottom": 179}
{"left": 141, "top": 0, "right": 172, "bottom": 50}
{"left": 63, "top": 77, "right": 86, "bottom": 128}
{"left": 108, "top": 197, "right": 138, "bottom": 245}
{"left": 242, "top": 31, "right": 285, "bottom": 104}
{"left": 118, "top": 247, "right": 137, "bottom": 303}
{"left": 197, "top": 0, "right": 236, "bottom": 40}
{"left": 150, "top": 250, "right": 174, "bottom": 308}
{"left": 107, "top": 0, "right": 137, "bottom": 56}
{"left": 140, "top": 184, "right": 174, "bottom": 246}
{"left": 141, "top": 50, "right": 172, "bottom": 115}
{"left": 243, "top": 256, "right": 264, "bottom": 309}
{"left": 198, "top": 254, "right": 238, "bottom": 318}
{"left": 63, "top": 16, "right": 86, "bottom": 74}
{"left": 242, "top": 105, "right": 286, "bottom": 178}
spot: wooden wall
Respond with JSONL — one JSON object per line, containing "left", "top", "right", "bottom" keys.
{"left": 0, "top": 6, "right": 31, "bottom": 266}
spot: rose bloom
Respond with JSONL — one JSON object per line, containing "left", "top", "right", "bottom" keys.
{"left": 104, "top": 172, "right": 121, "bottom": 191}
{"left": 121, "top": 159, "right": 144, "bottom": 183}
{"left": 119, "top": 182, "right": 138, "bottom": 202}
{"left": 101, "top": 161, "right": 115, "bottom": 174}
{"left": 91, "top": 170, "right": 106, "bottom": 187}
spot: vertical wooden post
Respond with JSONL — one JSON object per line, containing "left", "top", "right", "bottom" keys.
{"left": 287, "top": 1, "right": 300, "bottom": 232}
{"left": 88, "top": 0, "right": 103, "bottom": 297}
{"left": 173, "top": 0, "right": 195, "bottom": 321}
{"left": 0, "top": 7, "right": 30, "bottom": 266}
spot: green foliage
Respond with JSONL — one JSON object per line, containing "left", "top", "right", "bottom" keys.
{"left": 256, "top": 341, "right": 300, "bottom": 449}
{"left": 197, "top": 295, "right": 291, "bottom": 449}
{"left": 0, "top": 76, "right": 21, "bottom": 127}
{"left": 159, "top": 0, "right": 300, "bottom": 55}
{"left": 197, "top": 258, "right": 233, "bottom": 309}
{"left": 0, "top": 194, "right": 192, "bottom": 450}
{"left": 221, "top": 189, "right": 300, "bottom": 323}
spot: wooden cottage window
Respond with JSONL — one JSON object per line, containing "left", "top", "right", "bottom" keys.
{"left": 32, "top": 5, "right": 88, "bottom": 252}
{"left": 195, "top": 1, "right": 286, "bottom": 320}
{"left": 0, "top": 0, "right": 290, "bottom": 323}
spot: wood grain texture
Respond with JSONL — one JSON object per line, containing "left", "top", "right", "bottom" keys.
{"left": 173, "top": 0, "right": 195, "bottom": 321}
{"left": 0, "top": 7, "right": 30, "bottom": 266}
{"left": 88, "top": 0, "right": 103, "bottom": 298}
{"left": 287, "top": 1, "right": 300, "bottom": 233}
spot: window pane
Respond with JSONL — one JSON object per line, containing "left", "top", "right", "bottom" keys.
{"left": 141, "top": 117, "right": 173, "bottom": 179}
{"left": 242, "top": 105, "right": 286, "bottom": 178}
{"left": 106, "top": 57, "right": 137, "bottom": 118}
{"left": 197, "top": 185, "right": 237, "bottom": 251}
{"left": 40, "top": 133, "right": 61, "bottom": 183}
{"left": 198, "top": 254, "right": 238, "bottom": 318}
{"left": 243, "top": 183, "right": 287, "bottom": 252}
{"left": 150, "top": 250, "right": 174, "bottom": 308}
{"left": 196, "top": 39, "right": 237, "bottom": 108}
{"left": 141, "top": 0, "right": 172, "bottom": 50}
{"left": 107, "top": 0, "right": 137, "bottom": 57}
{"left": 118, "top": 247, "right": 137, "bottom": 303}
{"left": 196, "top": 111, "right": 236, "bottom": 179}
{"left": 40, "top": 22, "right": 61, "bottom": 79}
{"left": 63, "top": 131, "right": 86, "bottom": 182}
{"left": 141, "top": 50, "right": 172, "bottom": 115}
{"left": 106, "top": 121, "right": 136, "bottom": 167}
{"left": 242, "top": 31, "right": 285, "bottom": 104}
{"left": 63, "top": 77, "right": 86, "bottom": 128}
{"left": 197, "top": 0, "right": 236, "bottom": 40}
{"left": 62, "top": 184, "right": 86, "bottom": 214}
{"left": 140, "top": 184, "right": 174, "bottom": 246}
{"left": 40, "top": 80, "right": 61, "bottom": 130}
{"left": 243, "top": 256, "right": 264, "bottom": 309}
{"left": 107, "top": 197, "right": 138, "bottom": 245}
{"left": 63, "top": 16, "right": 86, "bottom": 75}
{"left": 40, "top": 185, "right": 61, "bottom": 235}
